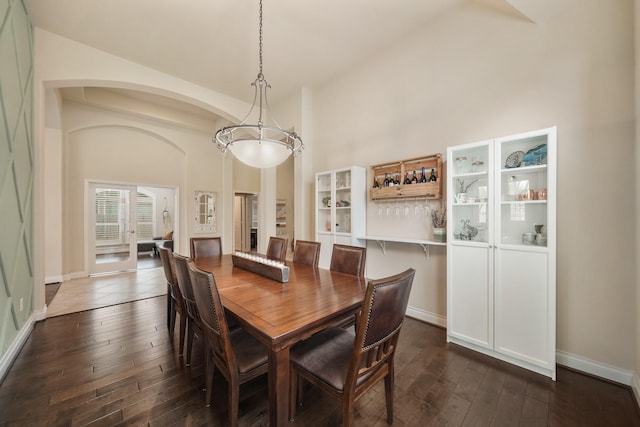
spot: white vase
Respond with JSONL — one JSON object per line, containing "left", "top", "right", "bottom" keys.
{"left": 433, "top": 227, "right": 446, "bottom": 243}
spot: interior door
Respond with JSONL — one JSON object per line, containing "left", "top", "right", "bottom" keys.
{"left": 234, "top": 195, "right": 244, "bottom": 251}
{"left": 89, "top": 183, "right": 138, "bottom": 274}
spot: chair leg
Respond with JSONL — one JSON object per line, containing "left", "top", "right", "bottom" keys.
{"left": 185, "top": 320, "right": 195, "bottom": 366}
{"left": 289, "top": 369, "right": 297, "bottom": 421}
{"left": 169, "top": 304, "right": 177, "bottom": 339}
{"left": 166, "top": 291, "right": 171, "bottom": 329}
{"left": 205, "top": 347, "right": 215, "bottom": 407}
{"left": 178, "top": 312, "right": 187, "bottom": 356}
{"left": 228, "top": 380, "right": 240, "bottom": 427}
{"left": 297, "top": 374, "right": 304, "bottom": 408}
{"left": 342, "top": 400, "right": 354, "bottom": 427}
{"left": 384, "top": 371, "right": 394, "bottom": 424}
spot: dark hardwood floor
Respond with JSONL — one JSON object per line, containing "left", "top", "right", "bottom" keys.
{"left": 1, "top": 295, "right": 638, "bottom": 426}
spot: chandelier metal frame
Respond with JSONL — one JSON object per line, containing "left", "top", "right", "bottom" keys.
{"left": 213, "top": 0, "right": 303, "bottom": 168}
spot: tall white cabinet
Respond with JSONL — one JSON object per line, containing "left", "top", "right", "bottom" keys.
{"left": 446, "top": 127, "right": 556, "bottom": 379}
{"left": 315, "top": 166, "right": 367, "bottom": 269}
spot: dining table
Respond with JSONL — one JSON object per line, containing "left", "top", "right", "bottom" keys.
{"left": 194, "top": 254, "right": 365, "bottom": 427}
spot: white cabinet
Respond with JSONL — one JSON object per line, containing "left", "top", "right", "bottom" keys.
{"left": 446, "top": 127, "right": 556, "bottom": 379}
{"left": 315, "top": 166, "right": 367, "bottom": 269}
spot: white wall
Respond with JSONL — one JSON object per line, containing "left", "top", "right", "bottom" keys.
{"left": 312, "top": 0, "right": 636, "bottom": 377}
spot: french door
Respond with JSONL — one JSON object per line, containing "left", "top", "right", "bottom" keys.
{"left": 88, "top": 183, "right": 138, "bottom": 274}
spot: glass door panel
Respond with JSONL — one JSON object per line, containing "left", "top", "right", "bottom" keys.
{"left": 89, "top": 183, "right": 137, "bottom": 274}
{"left": 449, "top": 141, "right": 492, "bottom": 244}
{"left": 496, "top": 133, "right": 549, "bottom": 247}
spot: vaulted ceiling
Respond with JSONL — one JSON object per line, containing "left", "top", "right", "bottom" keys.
{"left": 25, "top": 0, "right": 570, "bottom": 122}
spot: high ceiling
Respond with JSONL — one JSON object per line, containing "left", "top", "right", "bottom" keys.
{"left": 25, "top": 0, "right": 561, "bottom": 121}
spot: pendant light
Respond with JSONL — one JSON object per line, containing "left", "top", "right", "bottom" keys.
{"left": 213, "top": 0, "right": 303, "bottom": 168}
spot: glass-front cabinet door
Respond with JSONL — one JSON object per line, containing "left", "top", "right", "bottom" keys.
{"left": 447, "top": 139, "right": 494, "bottom": 350}
{"left": 496, "top": 133, "right": 550, "bottom": 247}
{"left": 449, "top": 140, "right": 493, "bottom": 245}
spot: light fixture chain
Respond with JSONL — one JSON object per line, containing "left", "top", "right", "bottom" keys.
{"left": 258, "top": 0, "right": 263, "bottom": 78}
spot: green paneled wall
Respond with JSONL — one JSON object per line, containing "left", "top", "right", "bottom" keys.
{"left": 0, "top": 0, "right": 33, "bottom": 356}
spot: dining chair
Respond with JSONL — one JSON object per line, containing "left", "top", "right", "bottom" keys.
{"left": 190, "top": 236, "right": 222, "bottom": 259}
{"left": 329, "top": 244, "right": 367, "bottom": 328}
{"left": 292, "top": 240, "right": 321, "bottom": 267}
{"left": 188, "top": 262, "right": 269, "bottom": 427}
{"left": 158, "top": 246, "right": 186, "bottom": 355}
{"left": 329, "top": 244, "right": 366, "bottom": 279}
{"left": 266, "top": 236, "right": 288, "bottom": 262}
{"left": 172, "top": 252, "right": 204, "bottom": 366}
{"left": 289, "top": 268, "right": 416, "bottom": 426}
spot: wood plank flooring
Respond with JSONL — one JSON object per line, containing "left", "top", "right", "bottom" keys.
{"left": 1, "top": 295, "right": 639, "bottom": 426}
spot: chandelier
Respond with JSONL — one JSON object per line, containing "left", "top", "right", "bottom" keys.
{"left": 214, "top": 0, "right": 303, "bottom": 168}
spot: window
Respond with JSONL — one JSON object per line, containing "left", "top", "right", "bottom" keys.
{"left": 95, "top": 189, "right": 129, "bottom": 246}
{"left": 95, "top": 189, "right": 156, "bottom": 247}
{"left": 136, "top": 192, "right": 154, "bottom": 240}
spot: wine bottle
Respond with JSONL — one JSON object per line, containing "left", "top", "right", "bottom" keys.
{"left": 420, "top": 166, "right": 427, "bottom": 183}
{"left": 429, "top": 168, "right": 437, "bottom": 182}
{"left": 403, "top": 172, "right": 411, "bottom": 185}
{"left": 411, "top": 170, "right": 418, "bottom": 184}
{"left": 383, "top": 173, "right": 390, "bottom": 187}
{"left": 394, "top": 174, "right": 401, "bottom": 186}
{"left": 373, "top": 176, "right": 380, "bottom": 188}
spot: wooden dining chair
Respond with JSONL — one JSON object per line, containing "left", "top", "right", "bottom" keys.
{"left": 172, "top": 252, "right": 204, "bottom": 366}
{"left": 329, "top": 244, "right": 367, "bottom": 328}
{"left": 188, "top": 262, "right": 269, "bottom": 427}
{"left": 329, "top": 244, "right": 366, "bottom": 279}
{"left": 292, "top": 240, "right": 321, "bottom": 267}
{"left": 190, "top": 236, "right": 222, "bottom": 259}
{"left": 158, "top": 247, "right": 186, "bottom": 355}
{"left": 289, "top": 268, "right": 416, "bottom": 426}
{"left": 266, "top": 236, "right": 288, "bottom": 262}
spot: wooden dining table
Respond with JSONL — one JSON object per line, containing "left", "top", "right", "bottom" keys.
{"left": 194, "top": 254, "right": 365, "bottom": 427}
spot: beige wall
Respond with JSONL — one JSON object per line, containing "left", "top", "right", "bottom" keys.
{"left": 312, "top": 1, "right": 636, "bottom": 375}
{"left": 61, "top": 101, "right": 220, "bottom": 276}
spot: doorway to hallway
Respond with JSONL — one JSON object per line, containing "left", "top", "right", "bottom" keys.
{"left": 87, "top": 181, "right": 177, "bottom": 275}
{"left": 234, "top": 193, "right": 258, "bottom": 253}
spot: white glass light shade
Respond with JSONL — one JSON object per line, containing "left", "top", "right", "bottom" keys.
{"left": 215, "top": 124, "right": 303, "bottom": 169}
{"left": 228, "top": 138, "right": 292, "bottom": 168}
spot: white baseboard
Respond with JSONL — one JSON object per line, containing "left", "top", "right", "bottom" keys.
{"left": 0, "top": 312, "right": 37, "bottom": 383}
{"left": 406, "top": 306, "right": 446, "bottom": 328}
{"left": 632, "top": 371, "right": 640, "bottom": 406}
{"left": 45, "top": 275, "right": 64, "bottom": 284}
{"left": 556, "top": 350, "right": 634, "bottom": 386}
{"left": 68, "top": 271, "right": 86, "bottom": 280}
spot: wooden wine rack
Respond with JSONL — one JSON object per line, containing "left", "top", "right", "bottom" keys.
{"left": 369, "top": 153, "right": 442, "bottom": 201}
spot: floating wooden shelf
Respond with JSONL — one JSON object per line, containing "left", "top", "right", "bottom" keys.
{"left": 369, "top": 153, "right": 443, "bottom": 201}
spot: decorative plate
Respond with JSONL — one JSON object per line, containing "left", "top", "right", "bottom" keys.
{"left": 505, "top": 151, "right": 525, "bottom": 168}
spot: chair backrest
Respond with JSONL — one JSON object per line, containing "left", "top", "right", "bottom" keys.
{"left": 292, "top": 240, "right": 321, "bottom": 267}
{"left": 346, "top": 268, "right": 415, "bottom": 391}
{"left": 188, "top": 262, "right": 238, "bottom": 374}
{"left": 266, "top": 236, "right": 288, "bottom": 262}
{"left": 190, "top": 237, "right": 222, "bottom": 259}
{"left": 329, "top": 244, "right": 366, "bottom": 278}
{"left": 172, "top": 253, "right": 200, "bottom": 321}
{"left": 158, "top": 246, "right": 182, "bottom": 302}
